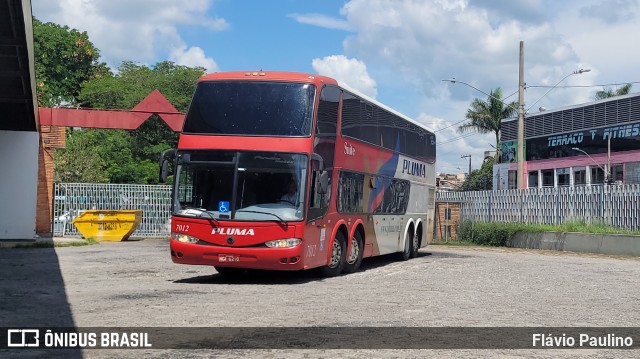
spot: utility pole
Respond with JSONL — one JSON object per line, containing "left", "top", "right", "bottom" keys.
{"left": 517, "top": 40, "right": 525, "bottom": 189}
{"left": 461, "top": 154, "right": 471, "bottom": 176}
{"left": 607, "top": 136, "right": 611, "bottom": 184}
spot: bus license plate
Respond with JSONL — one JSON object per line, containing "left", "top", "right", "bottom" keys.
{"left": 219, "top": 254, "right": 240, "bottom": 262}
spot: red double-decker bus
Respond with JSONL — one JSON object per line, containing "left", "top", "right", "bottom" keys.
{"left": 162, "top": 71, "right": 436, "bottom": 277}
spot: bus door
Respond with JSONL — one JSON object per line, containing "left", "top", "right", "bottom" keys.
{"left": 304, "top": 85, "right": 339, "bottom": 268}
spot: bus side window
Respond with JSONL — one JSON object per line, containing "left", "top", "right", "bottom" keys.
{"left": 308, "top": 170, "right": 331, "bottom": 221}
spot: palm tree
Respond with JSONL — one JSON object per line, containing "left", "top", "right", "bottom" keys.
{"left": 457, "top": 87, "right": 517, "bottom": 156}
{"left": 595, "top": 83, "right": 632, "bottom": 100}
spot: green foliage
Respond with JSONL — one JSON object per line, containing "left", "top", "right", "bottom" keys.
{"left": 33, "top": 18, "right": 109, "bottom": 106}
{"left": 594, "top": 84, "right": 632, "bottom": 100}
{"left": 54, "top": 60, "right": 204, "bottom": 184}
{"left": 524, "top": 220, "right": 640, "bottom": 235}
{"left": 15, "top": 237, "right": 98, "bottom": 248}
{"left": 431, "top": 240, "right": 477, "bottom": 246}
{"left": 457, "top": 220, "right": 528, "bottom": 246}
{"left": 70, "top": 61, "right": 203, "bottom": 183}
{"left": 55, "top": 128, "right": 164, "bottom": 184}
{"left": 461, "top": 157, "right": 495, "bottom": 191}
{"left": 129, "top": 116, "right": 179, "bottom": 164}
{"left": 458, "top": 87, "right": 517, "bottom": 152}
{"left": 456, "top": 220, "right": 640, "bottom": 247}
{"left": 79, "top": 61, "right": 205, "bottom": 112}
{"left": 35, "top": 18, "right": 199, "bottom": 184}
{"left": 54, "top": 129, "right": 109, "bottom": 183}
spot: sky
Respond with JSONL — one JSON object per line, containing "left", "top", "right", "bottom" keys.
{"left": 32, "top": 0, "right": 640, "bottom": 174}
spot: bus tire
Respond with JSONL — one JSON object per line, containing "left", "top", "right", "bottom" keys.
{"left": 214, "top": 267, "right": 246, "bottom": 277}
{"left": 397, "top": 231, "right": 412, "bottom": 261}
{"left": 410, "top": 226, "right": 421, "bottom": 258}
{"left": 318, "top": 231, "right": 346, "bottom": 277}
{"left": 343, "top": 230, "right": 364, "bottom": 274}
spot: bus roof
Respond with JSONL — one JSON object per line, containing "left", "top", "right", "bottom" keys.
{"left": 198, "top": 71, "right": 338, "bottom": 85}
{"left": 198, "top": 71, "right": 433, "bottom": 134}
{"left": 336, "top": 80, "right": 433, "bottom": 134}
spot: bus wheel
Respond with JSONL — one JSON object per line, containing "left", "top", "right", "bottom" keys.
{"left": 397, "top": 231, "right": 412, "bottom": 261}
{"left": 318, "top": 231, "right": 346, "bottom": 277}
{"left": 410, "top": 227, "right": 421, "bottom": 258}
{"left": 214, "top": 267, "right": 246, "bottom": 278}
{"left": 343, "top": 231, "right": 364, "bottom": 274}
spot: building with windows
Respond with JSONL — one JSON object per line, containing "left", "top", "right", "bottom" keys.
{"left": 495, "top": 92, "right": 640, "bottom": 188}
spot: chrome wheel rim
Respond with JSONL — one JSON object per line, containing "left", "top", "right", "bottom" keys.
{"left": 347, "top": 237, "right": 359, "bottom": 264}
{"left": 329, "top": 240, "right": 342, "bottom": 268}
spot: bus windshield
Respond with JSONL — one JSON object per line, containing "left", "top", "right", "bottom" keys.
{"left": 173, "top": 151, "right": 307, "bottom": 222}
{"left": 182, "top": 81, "right": 316, "bottom": 136}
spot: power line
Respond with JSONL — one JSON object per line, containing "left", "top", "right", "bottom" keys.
{"left": 526, "top": 81, "right": 640, "bottom": 89}
{"left": 434, "top": 117, "right": 469, "bottom": 133}
{"left": 428, "top": 81, "right": 630, "bottom": 132}
{"left": 436, "top": 131, "right": 477, "bottom": 145}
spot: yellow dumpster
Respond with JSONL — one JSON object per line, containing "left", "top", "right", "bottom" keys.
{"left": 72, "top": 210, "right": 142, "bottom": 242}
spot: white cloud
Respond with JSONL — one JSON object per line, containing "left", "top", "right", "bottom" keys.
{"left": 288, "top": 13, "right": 351, "bottom": 31}
{"left": 578, "top": 0, "right": 638, "bottom": 24}
{"left": 339, "top": 0, "right": 582, "bottom": 101}
{"left": 170, "top": 46, "right": 219, "bottom": 73}
{"left": 312, "top": 55, "right": 378, "bottom": 98}
{"left": 32, "top": 0, "right": 226, "bottom": 69}
{"left": 320, "top": 0, "right": 640, "bottom": 168}
{"left": 416, "top": 110, "right": 494, "bottom": 173}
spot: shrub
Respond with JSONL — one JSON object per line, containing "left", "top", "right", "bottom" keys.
{"left": 455, "top": 220, "right": 640, "bottom": 247}
{"left": 456, "top": 221, "right": 529, "bottom": 246}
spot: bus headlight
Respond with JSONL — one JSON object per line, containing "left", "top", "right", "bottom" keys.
{"left": 171, "top": 232, "right": 199, "bottom": 244}
{"left": 265, "top": 238, "right": 301, "bottom": 248}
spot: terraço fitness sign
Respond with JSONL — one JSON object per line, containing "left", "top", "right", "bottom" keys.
{"left": 547, "top": 123, "right": 640, "bottom": 148}
{"left": 525, "top": 121, "right": 640, "bottom": 161}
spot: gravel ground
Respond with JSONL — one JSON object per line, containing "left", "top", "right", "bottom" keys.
{"left": 1, "top": 239, "right": 639, "bottom": 358}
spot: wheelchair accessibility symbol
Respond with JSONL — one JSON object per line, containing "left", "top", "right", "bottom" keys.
{"left": 218, "top": 201, "right": 230, "bottom": 213}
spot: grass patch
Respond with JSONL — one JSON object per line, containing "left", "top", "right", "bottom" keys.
{"left": 455, "top": 220, "right": 640, "bottom": 247}
{"left": 15, "top": 237, "right": 99, "bottom": 248}
{"left": 528, "top": 221, "right": 640, "bottom": 235}
{"left": 432, "top": 240, "right": 477, "bottom": 247}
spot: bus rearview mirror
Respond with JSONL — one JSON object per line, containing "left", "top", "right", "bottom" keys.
{"left": 319, "top": 171, "right": 329, "bottom": 194}
{"left": 311, "top": 153, "right": 324, "bottom": 171}
{"left": 159, "top": 148, "right": 176, "bottom": 183}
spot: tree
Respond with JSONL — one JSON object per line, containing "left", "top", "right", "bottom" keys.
{"left": 457, "top": 88, "right": 517, "bottom": 155}
{"left": 33, "top": 18, "right": 109, "bottom": 107}
{"left": 460, "top": 157, "right": 495, "bottom": 191}
{"left": 595, "top": 84, "right": 632, "bottom": 100}
{"left": 54, "top": 61, "right": 206, "bottom": 184}
{"left": 54, "top": 129, "right": 108, "bottom": 183}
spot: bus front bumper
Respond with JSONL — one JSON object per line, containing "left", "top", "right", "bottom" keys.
{"left": 170, "top": 240, "right": 305, "bottom": 271}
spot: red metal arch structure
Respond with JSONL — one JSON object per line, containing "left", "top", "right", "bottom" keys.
{"left": 39, "top": 89, "right": 185, "bottom": 131}
{"left": 36, "top": 90, "right": 185, "bottom": 234}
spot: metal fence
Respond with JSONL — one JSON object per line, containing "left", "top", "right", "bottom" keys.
{"left": 53, "top": 182, "right": 640, "bottom": 237}
{"left": 436, "top": 184, "right": 640, "bottom": 231}
{"left": 53, "top": 183, "right": 172, "bottom": 237}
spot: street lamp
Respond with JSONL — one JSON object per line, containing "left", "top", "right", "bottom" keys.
{"left": 572, "top": 147, "right": 611, "bottom": 184}
{"left": 442, "top": 46, "right": 590, "bottom": 189}
{"left": 527, "top": 68, "right": 591, "bottom": 112}
{"left": 441, "top": 79, "right": 517, "bottom": 107}
{"left": 461, "top": 154, "right": 471, "bottom": 175}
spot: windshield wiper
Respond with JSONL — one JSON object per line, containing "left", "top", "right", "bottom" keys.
{"left": 236, "top": 210, "right": 288, "bottom": 228}
{"left": 197, "top": 209, "right": 220, "bottom": 226}
{"left": 179, "top": 206, "right": 219, "bottom": 226}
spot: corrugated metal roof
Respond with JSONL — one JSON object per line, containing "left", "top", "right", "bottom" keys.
{"left": 0, "top": 0, "right": 37, "bottom": 131}
{"left": 502, "top": 92, "right": 640, "bottom": 141}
